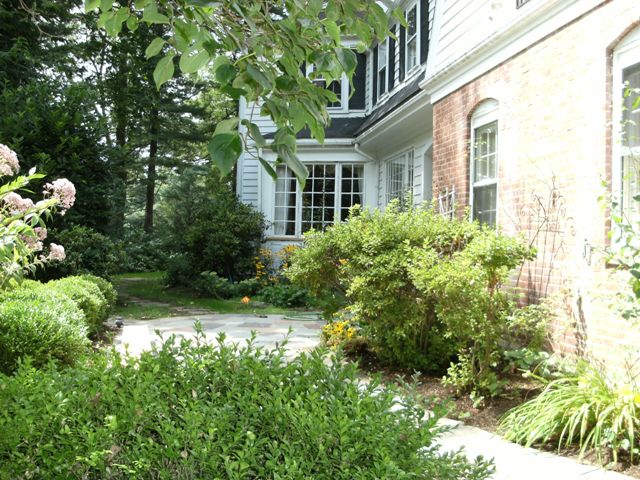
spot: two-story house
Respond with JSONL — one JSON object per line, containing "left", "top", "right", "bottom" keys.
{"left": 238, "top": 0, "right": 640, "bottom": 365}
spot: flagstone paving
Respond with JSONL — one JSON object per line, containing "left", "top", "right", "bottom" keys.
{"left": 114, "top": 313, "right": 323, "bottom": 357}
{"left": 113, "top": 313, "right": 633, "bottom": 479}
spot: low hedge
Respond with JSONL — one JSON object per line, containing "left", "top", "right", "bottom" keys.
{"left": 0, "top": 287, "right": 89, "bottom": 374}
{"left": 47, "top": 276, "right": 108, "bottom": 335}
{"left": 80, "top": 274, "right": 118, "bottom": 313}
{"left": 0, "top": 329, "right": 493, "bottom": 479}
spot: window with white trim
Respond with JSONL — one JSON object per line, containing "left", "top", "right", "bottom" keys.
{"left": 613, "top": 27, "right": 640, "bottom": 226}
{"left": 377, "top": 39, "right": 388, "bottom": 99}
{"left": 386, "top": 150, "right": 414, "bottom": 205}
{"left": 406, "top": 3, "right": 419, "bottom": 72}
{"left": 470, "top": 101, "right": 499, "bottom": 227}
{"left": 273, "top": 163, "right": 364, "bottom": 237}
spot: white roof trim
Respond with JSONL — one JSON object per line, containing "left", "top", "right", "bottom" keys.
{"left": 420, "top": 0, "right": 604, "bottom": 102}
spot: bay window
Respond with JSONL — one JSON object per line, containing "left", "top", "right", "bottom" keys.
{"left": 273, "top": 163, "right": 364, "bottom": 237}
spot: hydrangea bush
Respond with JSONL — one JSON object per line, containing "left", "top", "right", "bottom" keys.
{"left": 0, "top": 143, "right": 75, "bottom": 289}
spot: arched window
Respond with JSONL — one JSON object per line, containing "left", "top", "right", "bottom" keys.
{"left": 470, "top": 99, "right": 499, "bottom": 227}
{"left": 612, "top": 26, "right": 640, "bottom": 224}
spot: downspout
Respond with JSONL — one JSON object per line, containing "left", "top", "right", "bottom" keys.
{"left": 354, "top": 142, "right": 377, "bottom": 163}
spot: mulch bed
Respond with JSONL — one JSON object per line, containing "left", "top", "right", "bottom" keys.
{"left": 353, "top": 351, "right": 640, "bottom": 478}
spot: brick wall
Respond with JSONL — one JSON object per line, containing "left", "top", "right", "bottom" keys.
{"left": 431, "top": 0, "right": 640, "bottom": 365}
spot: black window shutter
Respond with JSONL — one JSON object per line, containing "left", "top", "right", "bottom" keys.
{"left": 388, "top": 26, "right": 396, "bottom": 91}
{"left": 399, "top": 25, "right": 406, "bottom": 82}
{"left": 420, "top": 0, "right": 429, "bottom": 65}
{"left": 349, "top": 52, "right": 367, "bottom": 110}
{"left": 372, "top": 47, "right": 378, "bottom": 106}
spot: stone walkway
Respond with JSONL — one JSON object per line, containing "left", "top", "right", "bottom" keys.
{"left": 114, "top": 313, "right": 323, "bottom": 357}
{"left": 114, "top": 314, "right": 633, "bottom": 480}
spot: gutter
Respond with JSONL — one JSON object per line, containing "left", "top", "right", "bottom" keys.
{"left": 354, "top": 142, "right": 377, "bottom": 162}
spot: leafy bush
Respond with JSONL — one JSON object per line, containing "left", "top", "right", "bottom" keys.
{"left": 257, "top": 283, "right": 312, "bottom": 308}
{"left": 40, "top": 226, "right": 119, "bottom": 280}
{"left": 499, "top": 359, "right": 640, "bottom": 464}
{"left": 118, "top": 229, "right": 168, "bottom": 273}
{"left": 0, "top": 286, "right": 88, "bottom": 374}
{"left": 164, "top": 253, "right": 194, "bottom": 287}
{"left": 193, "top": 271, "right": 237, "bottom": 299}
{"left": 80, "top": 274, "right": 117, "bottom": 313}
{"left": 288, "top": 204, "right": 535, "bottom": 394}
{"left": 159, "top": 168, "right": 265, "bottom": 283}
{"left": 48, "top": 276, "right": 108, "bottom": 334}
{"left": 235, "top": 277, "right": 262, "bottom": 297}
{"left": 0, "top": 328, "right": 493, "bottom": 479}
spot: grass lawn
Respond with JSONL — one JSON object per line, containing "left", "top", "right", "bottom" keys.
{"left": 113, "top": 271, "right": 305, "bottom": 319}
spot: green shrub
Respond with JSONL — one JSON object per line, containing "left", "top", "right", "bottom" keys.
{"left": 160, "top": 168, "right": 265, "bottom": 283}
{"left": 164, "top": 253, "right": 195, "bottom": 287}
{"left": 499, "top": 359, "right": 640, "bottom": 465}
{"left": 288, "top": 204, "right": 535, "bottom": 393}
{"left": 235, "top": 277, "right": 262, "bottom": 297}
{"left": 257, "top": 283, "right": 312, "bottom": 308}
{"left": 118, "top": 229, "right": 168, "bottom": 273}
{"left": 48, "top": 276, "right": 108, "bottom": 335}
{"left": 193, "top": 271, "right": 237, "bottom": 299}
{"left": 39, "top": 226, "right": 119, "bottom": 280}
{"left": 0, "top": 328, "right": 493, "bottom": 479}
{"left": 80, "top": 274, "right": 117, "bottom": 313}
{"left": 0, "top": 287, "right": 89, "bottom": 374}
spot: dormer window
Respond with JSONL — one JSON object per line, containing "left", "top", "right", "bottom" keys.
{"left": 406, "top": 4, "right": 418, "bottom": 72}
{"left": 377, "top": 40, "right": 388, "bottom": 99}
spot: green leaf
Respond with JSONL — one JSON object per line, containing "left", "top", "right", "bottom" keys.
{"left": 126, "top": 15, "right": 139, "bottom": 31}
{"left": 179, "top": 49, "right": 210, "bottom": 74}
{"left": 208, "top": 133, "right": 242, "bottom": 177}
{"left": 85, "top": 0, "right": 100, "bottom": 12}
{"left": 143, "top": 3, "right": 169, "bottom": 24}
{"left": 100, "top": 0, "right": 114, "bottom": 10}
{"left": 323, "top": 20, "right": 341, "bottom": 45}
{"left": 258, "top": 157, "right": 277, "bottom": 181}
{"left": 241, "top": 120, "right": 266, "bottom": 148}
{"left": 145, "top": 37, "right": 165, "bottom": 59}
{"left": 153, "top": 54, "right": 175, "bottom": 89}
{"left": 215, "top": 64, "right": 237, "bottom": 85}
{"left": 220, "top": 85, "right": 247, "bottom": 99}
{"left": 276, "top": 144, "right": 307, "bottom": 187}
{"left": 336, "top": 48, "right": 357, "bottom": 74}
{"left": 134, "top": 0, "right": 150, "bottom": 8}
{"left": 214, "top": 117, "right": 239, "bottom": 135}
{"left": 246, "top": 64, "right": 272, "bottom": 90}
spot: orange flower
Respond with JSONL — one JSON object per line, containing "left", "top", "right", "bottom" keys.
{"left": 241, "top": 296, "right": 251, "bottom": 304}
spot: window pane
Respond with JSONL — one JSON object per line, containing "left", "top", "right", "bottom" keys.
{"left": 408, "top": 38, "right": 417, "bottom": 70}
{"left": 407, "top": 6, "right": 417, "bottom": 37}
{"left": 301, "top": 163, "right": 338, "bottom": 234}
{"left": 623, "top": 62, "right": 640, "bottom": 150}
{"left": 473, "top": 121, "right": 498, "bottom": 183}
{"left": 386, "top": 152, "right": 414, "bottom": 206}
{"left": 274, "top": 165, "right": 297, "bottom": 235}
{"left": 328, "top": 80, "right": 342, "bottom": 108}
{"left": 473, "top": 184, "right": 497, "bottom": 227}
{"left": 623, "top": 155, "right": 640, "bottom": 222}
{"left": 340, "top": 164, "right": 364, "bottom": 220}
{"left": 379, "top": 68, "right": 387, "bottom": 96}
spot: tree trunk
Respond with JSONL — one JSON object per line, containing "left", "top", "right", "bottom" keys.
{"left": 111, "top": 54, "right": 129, "bottom": 237}
{"left": 144, "top": 106, "right": 159, "bottom": 233}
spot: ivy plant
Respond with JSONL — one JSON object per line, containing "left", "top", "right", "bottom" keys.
{"left": 86, "top": 0, "right": 399, "bottom": 184}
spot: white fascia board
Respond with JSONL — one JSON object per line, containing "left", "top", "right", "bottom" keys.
{"left": 355, "top": 89, "right": 431, "bottom": 144}
{"left": 421, "top": 0, "right": 604, "bottom": 102}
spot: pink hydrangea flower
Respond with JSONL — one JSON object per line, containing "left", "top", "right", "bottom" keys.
{"left": 43, "top": 178, "right": 76, "bottom": 213}
{"left": 0, "top": 144, "right": 19, "bottom": 176}
{"left": 48, "top": 243, "right": 65, "bottom": 261}
{"left": 34, "top": 227, "right": 47, "bottom": 240}
{"left": 22, "top": 235, "right": 43, "bottom": 252}
{"left": 3, "top": 192, "right": 34, "bottom": 214}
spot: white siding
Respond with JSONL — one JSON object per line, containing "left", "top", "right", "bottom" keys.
{"left": 432, "top": 0, "right": 532, "bottom": 74}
